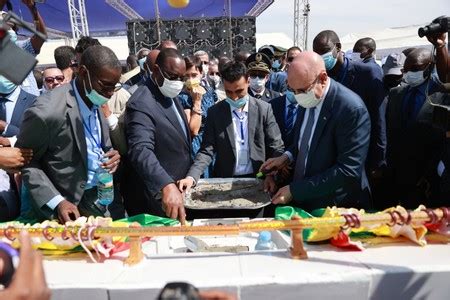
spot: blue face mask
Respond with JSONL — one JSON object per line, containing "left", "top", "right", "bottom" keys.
{"left": 272, "top": 60, "right": 281, "bottom": 70}
{"left": 322, "top": 49, "right": 338, "bottom": 71}
{"left": 225, "top": 94, "right": 249, "bottom": 109}
{"left": 138, "top": 57, "right": 147, "bottom": 70}
{"left": 7, "top": 30, "right": 17, "bottom": 43}
{"left": 0, "top": 75, "right": 17, "bottom": 95}
{"left": 83, "top": 69, "right": 110, "bottom": 106}
{"left": 285, "top": 90, "right": 297, "bottom": 104}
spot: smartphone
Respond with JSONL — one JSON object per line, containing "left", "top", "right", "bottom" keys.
{"left": 0, "top": 242, "right": 19, "bottom": 288}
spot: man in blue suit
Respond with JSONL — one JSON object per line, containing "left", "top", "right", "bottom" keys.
{"left": 0, "top": 75, "right": 36, "bottom": 221}
{"left": 352, "top": 37, "right": 383, "bottom": 79}
{"left": 313, "top": 31, "right": 385, "bottom": 180}
{"left": 261, "top": 52, "right": 371, "bottom": 211}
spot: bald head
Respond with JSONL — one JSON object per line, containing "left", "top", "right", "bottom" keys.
{"left": 159, "top": 40, "right": 177, "bottom": 50}
{"left": 353, "top": 37, "right": 376, "bottom": 59}
{"left": 404, "top": 48, "right": 432, "bottom": 73}
{"left": 146, "top": 49, "right": 160, "bottom": 71}
{"left": 288, "top": 51, "right": 328, "bottom": 101}
{"left": 313, "top": 30, "right": 341, "bottom": 55}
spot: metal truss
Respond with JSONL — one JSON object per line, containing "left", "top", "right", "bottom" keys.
{"left": 67, "top": 0, "right": 89, "bottom": 39}
{"left": 105, "top": 0, "right": 143, "bottom": 20}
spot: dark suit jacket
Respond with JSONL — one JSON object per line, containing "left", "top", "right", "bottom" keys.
{"left": 332, "top": 58, "right": 386, "bottom": 170}
{"left": 266, "top": 71, "right": 287, "bottom": 94}
{"left": 0, "top": 88, "right": 35, "bottom": 221}
{"left": 289, "top": 79, "right": 371, "bottom": 211}
{"left": 385, "top": 84, "right": 444, "bottom": 208}
{"left": 2, "top": 89, "right": 36, "bottom": 137}
{"left": 16, "top": 82, "right": 115, "bottom": 220}
{"left": 124, "top": 78, "right": 192, "bottom": 216}
{"left": 187, "top": 97, "right": 285, "bottom": 182}
{"left": 270, "top": 95, "right": 302, "bottom": 149}
{"left": 248, "top": 87, "right": 280, "bottom": 103}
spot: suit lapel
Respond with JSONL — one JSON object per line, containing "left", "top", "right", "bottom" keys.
{"left": 156, "top": 97, "right": 190, "bottom": 148}
{"left": 223, "top": 102, "right": 237, "bottom": 159}
{"left": 67, "top": 85, "right": 88, "bottom": 168}
{"left": 98, "top": 109, "right": 111, "bottom": 151}
{"left": 9, "top": 90, "right": 28, "bottom": 126}
{"left": 248, "top": 98, "right": 257, "bottom": 153}
{"left": 308, "top": 84, "right": 334, "bottom": 158}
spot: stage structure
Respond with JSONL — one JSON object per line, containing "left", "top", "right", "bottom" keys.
{"left": 127, "top": 16, "right": 256, "bottom": 58}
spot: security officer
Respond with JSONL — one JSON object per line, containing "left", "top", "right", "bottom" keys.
{"left": 258, "top": 45, "right": 288, "bottom": 94}
{"left": 245, "top": 52, "right": 280, "bottom": 102}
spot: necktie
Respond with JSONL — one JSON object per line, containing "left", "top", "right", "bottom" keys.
{"left": 0, "top": 98, "right": 7, "bottom": 122}
{"left": 285, "top": 103, "right": 296, "bottom": 134}
{"left": 254, "top": 94, "right": 262, "bottom": 99}
{"left": 293, "top": 107, "right": 316, "bottom": 181}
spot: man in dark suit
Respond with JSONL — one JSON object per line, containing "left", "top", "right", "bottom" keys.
{"left": 0, "top": 76, "right": 35, "bottom": 221}
{"left": 261, "top": 52, "right": 371, "bottom": 211}
{"left": 178, "top": 61, "right": 284, "bottom": 192}
{"left": 352, "top": 37, "right": 383, "bottom": 79}
{"left": 270, "top": 91, "right": 301, "bottom": 150}
{"left": 313, "top": 30, "right": 385, "bottom": 179}
{"left": 124, "top": 48, "right": 190, "bottom": 224}
{"left": 245, "top": 53, "right": 280, "bottom": 102}
{"left": 17, "top": 46, "right": 124, "bottom": 223}
{"left": 385, "top": 48, "right": 443, "bottom": 209}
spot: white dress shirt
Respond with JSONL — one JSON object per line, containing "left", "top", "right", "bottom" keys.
{"left": 231, "top": 102, "right": 254, "bottom": 175}
{"left": 285, "top": 79, "right": 331, "bottom": 163}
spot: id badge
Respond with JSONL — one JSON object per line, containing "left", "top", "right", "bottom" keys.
{"left": 238, "top": 149, "right": 249, "bottom": 165}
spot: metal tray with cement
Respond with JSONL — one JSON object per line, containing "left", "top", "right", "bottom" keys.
{"left": 184, "top": 178, "right": 271, "bottom": 210}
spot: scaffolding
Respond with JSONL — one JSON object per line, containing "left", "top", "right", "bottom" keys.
{"left": 293, "top": 0, "right": 310, "bottom": 50}
{"left": 67, "top": 0, "right": 89, "bottom": 40}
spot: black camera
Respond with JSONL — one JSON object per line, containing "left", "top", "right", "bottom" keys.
{"left": 418, "top": 16, "right": 450, "bottom": 38}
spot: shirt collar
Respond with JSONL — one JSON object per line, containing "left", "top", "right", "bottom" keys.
{"left": 72, "top": 80, "right": 98, "bottom": 119}
{"left": 3, "top": 87, "right": 21, "bottom": 103}
{"left": 320, "top": 79, "right": 331, "bottom": 101}
{"left": 250, "top": 88, "right": 264, "bottom": 97}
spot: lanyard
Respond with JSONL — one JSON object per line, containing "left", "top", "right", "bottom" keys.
{"left": 233, "top": 111, "right": 245, "bottom": 145}
{"left": 82, "top": 110, "right": 104, "bottom": 159}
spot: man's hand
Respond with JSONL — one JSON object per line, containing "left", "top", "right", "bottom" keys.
{"left": 177, "top": 177, "right": 195, "bottom": 193}
{"left": 0, "top": 147, "right": 33, "bottom": 171}
{"left": 0, "top": 136, "right": 11, "bottom": 147}
{"left": 100, "top": 104, "right": 112, "bottom": 118}
{"left": 271, "top": 185, "right": 293, "bottom": 205}
{"left": 189, "top": 86, "right": 206, "bottom": 103}
{"left": 56, "top": 200, "right": 80, "bottom": 224}
{"left": 426, "top": 32, "right": 447, "bottom": 48}
{"left": 259, "top": 154, "right": 290, "bottom": 175}
{"left": 0, "top": 120, "right": 7, "bottom": 133}
{"left": 0, "top": 231, "right": 51, "bottom": 300}
{"left": 101, "top": 149, "right": 120, "bottom": 174}
{"left": 263, "top": 175, "right": 277, "bottom": 194}
{"left": 162, "top": 183, "right": 186, "bottom": 225}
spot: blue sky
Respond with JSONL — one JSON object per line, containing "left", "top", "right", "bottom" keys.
{"left": 256, "top": 0, "right": 448, "bottom": 48}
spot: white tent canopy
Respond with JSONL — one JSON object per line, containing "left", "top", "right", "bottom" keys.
{"left": 341, "top": 24, "right": 431, "bottom": 57}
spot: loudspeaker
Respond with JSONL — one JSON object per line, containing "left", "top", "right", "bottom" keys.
{"left": 127, "top": 17, "right": 256, "bottom": 58}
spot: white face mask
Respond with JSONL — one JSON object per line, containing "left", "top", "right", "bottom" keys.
{"left": 294, "top": 86, "right": 321, "bottom": 109}
{"left": 209, "top": 75, "right": 221, "bottom": 87}
{"left": 403, "top": 71, "right": 426, "bottom": 87}
{"left": 249, "top": 77, "right": 266, "bottom": 93}
{"left": 158, "top": 69, "right": 184, "bottom": 98}
{"left": 350, "top": 52, "right": 363, "bottom": 63}
{"left": 201, "top": 64, "right": 208, "bottom": 76}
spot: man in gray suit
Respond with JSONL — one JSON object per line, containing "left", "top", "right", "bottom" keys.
{"left": 178, "top": 61, "right": 284, "bottom": 192}
{"left": 17, "top": 45, "right": 124, "bottom": 223}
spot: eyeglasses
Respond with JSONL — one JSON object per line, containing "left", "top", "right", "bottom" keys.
{"left": 159, "top": 67, "right": 183, "bottom": 81}
{"left": 97, "top": 80, "right": 123, "bottom": 93}
{"left": 44, "top": 75, "right": 65, "bottom": 83}
{"left": 250, "top": 74, "right": 267, "bottom": 80}
{"left": 70, "top": 61, "right": 79, "bottom": 68}
{"left": 287, "top": 57, "right": 295, "bottom": 63}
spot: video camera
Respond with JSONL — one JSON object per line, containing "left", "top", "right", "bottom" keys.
{"left": 0, "top": 11, "right": 46, "bottom": 85}
{"left": 418, "top": 16, "right": 450, "bottom": 38}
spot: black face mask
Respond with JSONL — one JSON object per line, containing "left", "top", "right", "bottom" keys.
{"left": 383, "top": 75, "right": 403, "bottom": 90}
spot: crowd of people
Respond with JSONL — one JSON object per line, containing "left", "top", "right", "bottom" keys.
{"left": 0, "top": 1, "right": 449, "bottom": 228}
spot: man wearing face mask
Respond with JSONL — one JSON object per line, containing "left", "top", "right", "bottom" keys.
{"left": 178, "top": 61, "right": 284, "bottom": 198}
{"left": 260, "top": 51, "right": 371, "bottom": 211}
{"left": 194, "top": 50, "right": 210, "bottom": 86}
{"left": 384, "top": 48, "right": 443, "bottom": 209}
{"left": 16, "top": 45, "right": 124, "bottom": 223}
{"left": 0, "top": 72, "right": 35, "bottom": 221}
{"left": 259, "top": 45, "right": 288, "bottom": 94}
{"left": 352, "top": 37, "right": 383, "bottom": 78}
{"left": 124, "top": 48, "right": 190, "bottom": 224}
{"left": 382, "top": 53, "right": 406, "bottom": 91}
{"left": 313, "top": 30, "right": 386, "bottom": 200}
{"left": 245, "top": 53, "right": 280, "bottom": 102}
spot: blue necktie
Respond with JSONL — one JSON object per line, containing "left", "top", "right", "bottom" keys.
{"left": 0, "top": 98, "right": 7, "bottom": 122}
{"left": 294, "top": 107, "right": 316, "bottom": 181}
{"left": 285, "top": 103, "right": 296, "bottom": 134}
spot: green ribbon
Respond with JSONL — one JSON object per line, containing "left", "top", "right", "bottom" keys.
{"left": 117, "top": 214, "right": 179, "bottom": 227}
